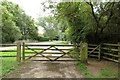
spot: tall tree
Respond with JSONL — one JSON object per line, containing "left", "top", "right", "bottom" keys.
{"left": 37, "top": 16, "right": 60, "bottom": 40}
{"left": 48, "top": 1, "right": 120, "bottom": 43}
{"left": 1, "top": 3, "right": 21, "bottom": 43}
{"left": 1, "top": 0, "right": 38, "bottom": 43}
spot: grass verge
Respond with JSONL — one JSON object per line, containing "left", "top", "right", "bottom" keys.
{"left": 1, "top": 57, "right": 18, "bottom": 76}
{"left": 75, "top": 61, "right": 93, "bottom": 78}
{"left": 96, "top": 66, "right": 118, "bottom": 78}
{"left": 0, "top": 49, "right": 38, "bottom": 76}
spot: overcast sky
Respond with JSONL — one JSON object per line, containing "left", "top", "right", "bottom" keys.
{"left": 7, "top": 0, "right": 53, "bottom": 34}
{"left": 8, "top": 0, "right": 49, "bottom": 20}
{"left": 7, "top": 0, "right": 114, "bottom": 34}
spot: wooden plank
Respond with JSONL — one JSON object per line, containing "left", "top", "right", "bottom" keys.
{"left": 98, "top": 44, "right": 101, "bottom": 61}
{"left": 25, "top": 46, "right": 53, "bottom": 61}
{"left": 101, "top": 48, "right": 118, "bottom": 52}
{"left": 1, "top": 56, "right": 16, "bottom": 57}
{"left": 25, "top": 44, "right": 76, "bottom": 46}
{"left": 22, "top": 42, "right": 25, "bottom": 61}
{"left": 25, "top": 48, "right": 44, "bottom": 50}
{"left": 102, "top": 56, "right": 118, "bottom": 63}
{"left": 88, "top": 45, "right": 99, "bottom": 55}
{"left": 17, "top": 42, "right": 21, "bottom": 62}
{"left": 89, "top": 55, "right": 98, "bottom": 57}
{"left": 28, "top": 55, "right": 70, "bottom": 58}
{"left": 52, "top": 46, "right": 70, "bottom": 61}
{"left": 88, "top": 44, "right": 98, "bottom": 46}
{"left": 25, "top": 48, "right": 72, "bottom": 50}
{"left": 43, "top": 52, "right": 63, "bottom": 54}
{"left": 88, "top": 51, "right": 98, "bottom": 53}
{"left": 88, "top": 47, "right": 99, "bottom": 50}
{"left": 25, "top": 52, "right": 63, "bottom": 54}
{"left": 0, "top": 44, "right": 17, "bottom": 46}
{"left": 0, "top": 50, "right": 17, "bottom": 52}
{"left": 118, "top": 42, "right": 120, "bottom": 63}
{"left": 103, "top": 43, "right": 120, "bottom": 47}
{"left": 102, "top": 53, "right": 119, "bottom": 57}
{"left": 30, "top": 59, "right": 79, "bottom": 61}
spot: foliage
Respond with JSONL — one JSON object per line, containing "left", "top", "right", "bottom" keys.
{"left": 98, "top": 67, "right": 118, "bottom": 78}
{"left": 1, "top": 0, "right": 38, "bottom": 43}
{"left": 37, "top": 16, "right": 60, "bottom": 40}
{"left": 69, "top": 49, "right": 80, "bottom": 60}
{"left": 37, "top": 36, "right": 49, "bottom": 41}
{"left": 1, "top": 58, "right": 18, "bottom": 76}
{"left": 1, "top": 2, "right": 22, "bottom": 43}
{"left": 45, "top": 1, "right": 120, "bottom": 44}
{"left": 75, "top": 61, "right": 93, "bottom": 78}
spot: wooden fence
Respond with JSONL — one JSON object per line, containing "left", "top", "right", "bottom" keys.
{"left": 88, "top": 43, "right": 120, "bottom": 63}
{"left": 0, "top": 42, "right": 120, "bottom": 63}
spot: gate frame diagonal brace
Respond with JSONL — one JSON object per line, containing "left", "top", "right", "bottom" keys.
{"left": 25, "top": 46, "right": 53, "bottom": 61}
{"left": 52, "top": 46, "right": 73, "bottom": 61}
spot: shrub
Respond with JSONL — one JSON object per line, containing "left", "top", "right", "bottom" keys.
{"left": 37, "top": 36, "right": 49, "bottom": 41}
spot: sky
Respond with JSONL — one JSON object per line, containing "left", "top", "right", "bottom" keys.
{"left": 7, "top": 0, "right": 51, "bottom": 34}
{"left": 6, "top": 0, "right": 115, "bottom": 34}
{"left": 8, "top": 0, "right": 49, "bottom": 21}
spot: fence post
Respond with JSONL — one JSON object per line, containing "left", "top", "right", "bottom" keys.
{"left": 80, "top": 42, "right": 88, "bottom": 63}
{"left": 22, "top": 42, "right": 25, "bottom": 61}
{"left": 17, "top": 42, "right": 21, "bottom": 62}
{"left": 118, "top": 42, "right": 120, "bottom": 62}
{"left": 118, "top": 42, "right": 120, "bottom": 79}
{"left": 98, "top": 44, "right": 101, "bottom": 61}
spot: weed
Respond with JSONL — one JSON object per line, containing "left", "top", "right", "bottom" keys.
{"left": 75, "top": 61, "right": 93, "bottom": 78}
{"left": 97, "top": 67, "right": 118, "bottom": 78}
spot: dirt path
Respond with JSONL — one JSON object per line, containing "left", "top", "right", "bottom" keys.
{"left": 3, "top": 41, "right": 83, "bottom": 78}
{"left": 4, "top": 61, "right": 83, "bottom": 78}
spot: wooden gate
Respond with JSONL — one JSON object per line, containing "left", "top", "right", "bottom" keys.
{"left": 21, "top": 43, "right": 77, "bottom": 61}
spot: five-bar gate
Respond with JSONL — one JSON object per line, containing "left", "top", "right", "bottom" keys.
{"left": 20, "top": 43, "right": 78, "bottom": 61}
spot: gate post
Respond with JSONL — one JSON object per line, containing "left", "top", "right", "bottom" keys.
{"left": 118, "top": 42, "right": 120, "bottom": 79}
{"left": 22, "top": 42, "right": 25, "bottom": 61}
{"left": 98, "top": 44, "right": 101, "bottom": 61}
{"left": 118, "top": 42, "right": 120, "bottom": 62}
{"left": 80, "top": 42, "right": 88, "bottom": 63}
{"left": 17, "top": 42, "right": 21, "bottom": 62}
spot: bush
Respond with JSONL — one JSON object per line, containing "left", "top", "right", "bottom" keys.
{"left": 37, "top": 36, "right": 49, "bottom": 41}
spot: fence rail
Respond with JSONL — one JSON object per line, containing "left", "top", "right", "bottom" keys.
{"left": 0, "top": 42, "right": 119, "bottom": 63}
{"left": 88, "top": 42, "right": 119, "bottom": 63}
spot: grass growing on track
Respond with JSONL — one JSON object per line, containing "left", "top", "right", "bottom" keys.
{"left": 96, "top": 67, "right": 118, "bottom": 78}
{"left": 75, "top": 61, "right": 93, "bottom": 78}
{"left": 68, "top": 48, "right": 118, "bottom": 78}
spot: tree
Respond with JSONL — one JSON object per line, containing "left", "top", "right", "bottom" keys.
{"left": 1, "top": 0, "right": 38, "bottom": 43}
{"left": 1, "top": 4, "right": 21, "bottom": 43}
{"left": 47, "top": 1, "right": 120, "bottom": 43}
{"left": 37, "top": 16, "right": 60, "bottom": 40}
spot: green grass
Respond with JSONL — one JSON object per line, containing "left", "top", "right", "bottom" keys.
{"left": 0, "top": 50, "right": 39, "bottom": 56}
{"left": 70, "top": 49, "right": 118, "bottom": 78}
{"left": 97, "top": 67, "right": 118, "bottom": 78}
{"left": 0, "top": 50, "right": 39, "bottom": 76}
{"left": 76, "top": 61, "right": 118, "bottom": 78}
{"left": 75, "top": 61, "right": 93, "bottom": 78}
{"left": 69, "top": 50, "right": 80, "bottom": 60}
{"left": 1, "top": 57, "right": 18, "bottom": 76}
{"left": 0, "top": 52, "right": 16, "bottom": 56}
